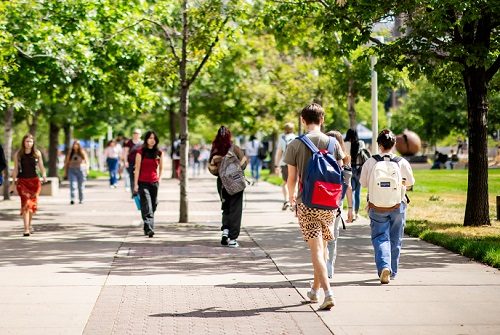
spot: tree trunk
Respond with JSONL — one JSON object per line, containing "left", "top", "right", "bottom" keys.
{"left": 169, "top": 104, "right": 177, "bottom": 179}
{"left": 63, "top": 123, "right": 72, "bottom": 155}
{"left": 28, "top": 109, "right": 39, "bottom": 139}
{"left": 347, "top": 77, "right": 357, "bottom": 129}
{"left": 48, "top": 122, "right": 60, "bottom": 178}
{"left": 2, "top": 107, "right": 14, "bottom": 200}
{"left": 179, "top": 0, "right": 189, "bottom": 223}
{"left": 270, "top": 131, "right": 278, "bottom": 174}
{"left": 463, "top": 66, "right": 490, "bottom": 226}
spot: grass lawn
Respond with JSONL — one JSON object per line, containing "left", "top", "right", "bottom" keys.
{"left": 259, "top": 167, "right": 500, "bottom": 269}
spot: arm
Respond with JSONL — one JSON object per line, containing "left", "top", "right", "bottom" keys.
{"left": 274, "top": 147, "right": 283, "bottom": 174}
{"left": 63, "top": 153, "right": 71, "bottom": 178}
{"left": 37, "top": 151, "right": 47, "bottom": 183}
{"left": 158, "top": 153, "right": 163, "bottom": 181}
{"left": 133, "top": 152, "right": 141, "bottom": 193}
{"left": 346, "top": 185, "right": 353, "bottom": 222}
{"left": 12, "top": 151, "right": 18, "bottom": 182}
{"left": 82, "top": 150, "right": 90, "bottom": 175}
{"left": 123, "top": 146, "right": 130, "bottom": 168}
{"left": 287, "top": 165, "right": 297, "bottom": 208}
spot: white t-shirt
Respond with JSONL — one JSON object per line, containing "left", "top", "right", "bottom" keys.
{"left": 278, "top": 133, "right": 296, "bottom": 166}
{"left": 104, "top": 146, "right": 121, "bottom": 159}
{"left": 360, "top": 152, "right": 415, "bottom": 188}
{"left": 245, "top": 139, "right": 260, "bottom": 157}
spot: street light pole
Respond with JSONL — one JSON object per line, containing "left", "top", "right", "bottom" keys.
{"left": 371, "top": 55, "right": 378, "bottom": 154}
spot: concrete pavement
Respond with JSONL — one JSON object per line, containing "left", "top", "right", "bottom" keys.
{"left": 0, "top": 173, "right": 498, "bottom": 334}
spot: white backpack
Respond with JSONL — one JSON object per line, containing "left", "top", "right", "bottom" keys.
{"left": 368, "top": 154, "right": 404, "bottom": 208}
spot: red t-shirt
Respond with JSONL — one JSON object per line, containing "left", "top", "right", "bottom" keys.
{"left": 137, "top": 148, "right": 162, "bottom": 183}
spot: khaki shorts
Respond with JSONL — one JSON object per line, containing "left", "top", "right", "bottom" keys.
{"left": 297, "top": 203, "right": 335, "bottom": 242}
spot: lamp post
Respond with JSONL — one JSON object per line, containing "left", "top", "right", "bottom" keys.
{"left": 370, "top": 36, "right": 384, "bottom": 153}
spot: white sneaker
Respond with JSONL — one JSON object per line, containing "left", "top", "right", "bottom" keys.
{"left": 306, "top": 290, "right": 319, "bottom": 303}
{"left": 228, "top": 239, "right": 239, "bottom": 248}
{"left": 318, "top": 295, "right": 335, "bottom": 311}
{"left": 380, "top": 268, "right": 391, "bottom": 284}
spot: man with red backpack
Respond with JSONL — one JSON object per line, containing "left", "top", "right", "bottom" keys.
{"left": 284, "top": 103, "right": 345, "bottom": 311}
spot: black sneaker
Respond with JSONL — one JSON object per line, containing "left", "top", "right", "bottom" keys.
{"left": 221, "top": 229, "right": 229, "bottom": 245}
{"left": 70, "top": 200, "right": 74, "bottom": 205}
{"left": 282, "top": 202, "right": 290, "bottom": 211}
{"left": 148, "top": 230, "right": 155, "bottom": 238}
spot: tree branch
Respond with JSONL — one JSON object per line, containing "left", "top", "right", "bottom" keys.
{"left": 486, "top": 54, "right": 500, "bottom": 83}
{"left": 14, "top": 44, "right": 60, "bottom": 61}
{"left": 188, "top": 16, "right": 229, "bottom": 86}
{"left": 102, "top": 19, "right": 147, "bottom": 43}
{"left": 143, "top": 18, "right": 181, "bottom": 65}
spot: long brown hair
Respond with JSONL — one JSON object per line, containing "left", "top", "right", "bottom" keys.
{"left": 210, "top": 126, "right": 232, "bottom": 160}
{"left": 18, "top": 134, "right": 39, "bottom": 160}
{"left": 68, "top": 140, "right": 86, "bottom": 159}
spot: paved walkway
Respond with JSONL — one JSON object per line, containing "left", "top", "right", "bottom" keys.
{"left": 0, "top": 172, "right": 499, "bottom": 334}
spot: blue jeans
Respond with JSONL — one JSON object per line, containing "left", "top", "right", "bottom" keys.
{"left": 250, "top": 156, "right": 261, "bottom": 181}
{"left": 68, "top": 167, "right": 85, "bottom": 202}
{"left": 107, "top": 158, "right": 119, "bottom": 186}
{"left": 326, "top": 212, "right": 342, "bottom": 277}
{"left": 351, "top": 175, "right": 361, "bottom": 213}
{"left": 369, "top": 203, "right": 406, "bottom": 277}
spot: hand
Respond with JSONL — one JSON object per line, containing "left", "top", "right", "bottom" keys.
{"left": 42, "top": 176, "right": 47, "bottom": 184}
{"left": 274, "top": 167, "right": 280, "bottom": 175}
{"left": 347, "top": 208, "right": 353, "bottom": 223}
{"left": 133, "top": 185, "right": 139, "bottom": 193}
{"left": 125, "top": 161, "right": 129, "bottom": 168}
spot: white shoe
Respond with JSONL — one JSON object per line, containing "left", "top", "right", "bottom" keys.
{"left": 318, "top": 295, "right": 335, "bottom": 310}
{"left": 306, "top": 290, "right": 319, "bottom": 303}
{"left": 228, "top": 239, "right": 239, "bottom": 248}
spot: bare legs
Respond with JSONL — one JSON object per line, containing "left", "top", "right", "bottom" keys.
{"left": 308, "top": 236, "right": 331, "bottom": 292}
{"left": 22, "top": 211, "right": 34, "bottom": 235}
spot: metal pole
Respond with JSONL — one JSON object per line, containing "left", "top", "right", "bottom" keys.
{"left": 371, "top": 55, "right": 378, "bottom": 154}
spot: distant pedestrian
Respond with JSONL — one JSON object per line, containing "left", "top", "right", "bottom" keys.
{"left": 0, "top": 143, "right": 6, "bottom": 186}
{"left": 274, "top": 122, "right": 296, "bottom": 210}
{"left": 11, "top": 134, "right": 47, "bottom": 237}
{"left": 64, "top": 140, "right": 89, "bottom": 205}
{"left": 245, "top": 135, "right": 262, "bottom": 184}
{"left": 208, "top": 126, "right": 248, "bottom": 248}
{"left": 191, "top": 144, "right": 201, "bottom": 176}
{"left": 134, "top": 130, "right": 163, "bottom": 238}
{"left": 345, "top": 129, "right": 365, "bottom": 221}
{"left": 104, "top": 140, "right": 120, "bottom": 188}
{"left": 124, "top": 129, "right": 143, "bottom": 196}
{"left": 199, "top": 145, "right": 210, "bottom": 172}
{"left": 284, "top": 103, "right": 344, "bottom": 310}
{"left": 325, "top": 130, "right": 353, "bottom": 279}
{"left": 360, "top": 129, "right": 415, "bottom": 284}
{"left": 171, "top": 136, "right": 181, "bottom": 179}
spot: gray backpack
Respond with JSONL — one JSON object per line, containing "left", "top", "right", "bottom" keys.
{"left": 219, "top": 147, "right": 246, "bottom": 195}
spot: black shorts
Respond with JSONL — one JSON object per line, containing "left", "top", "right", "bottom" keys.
{"left": 280, "top": 166, "right": 288, "bottom": 181}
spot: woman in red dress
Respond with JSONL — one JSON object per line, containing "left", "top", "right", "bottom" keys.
{"left": 11, "top": 134, "right": 47, "bottom": 236}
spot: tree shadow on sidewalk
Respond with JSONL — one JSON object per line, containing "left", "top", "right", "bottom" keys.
{"left": 149, "top": 303, "right": 308, "bottom": 318}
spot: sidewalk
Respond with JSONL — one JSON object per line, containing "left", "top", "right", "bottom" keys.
{"left": 0, "top": 173, "right": 499, "bottom": 334}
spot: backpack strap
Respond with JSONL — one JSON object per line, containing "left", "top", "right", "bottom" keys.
{"left": 298, "top": 135, "right": 319, "bottom": 153}
{"left": 327, "top": 137, "right": 336, "bottom": 155}
{"left": 373, "top": 154, "right": 401, "bottom": 164}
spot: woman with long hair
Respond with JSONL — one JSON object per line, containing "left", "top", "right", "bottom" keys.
{"left": 345, "top": 128, "right": 362, "bottom": 220}
{"left": 64, "top": 140, "right": 89, "bottom": 205}
{"left": 11, "top": 134, "right": 47, "bottom": 236}
{"left": 208, "top": 126, "right": 247, "bottom": 247}
{"left": 133, "top": 130, "right": 163, "bottom": 238}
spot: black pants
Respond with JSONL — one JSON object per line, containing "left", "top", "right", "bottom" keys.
{"left": 139, "top": 181, "right": 159, "bottom": 233}
{"left": 127, "top": 165, "right": 135, "bottom": 197}
{"left": 217, "top": 177, "right": 243, "bottom": 240}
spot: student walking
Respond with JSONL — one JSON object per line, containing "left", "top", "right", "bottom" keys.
{"left": 274, "top": 122, "right": 296, "bottom": 210}
{"left": 64, "top": 140, "right": 89, "bottom": 205}
{"left": 284, "top": 103, "right": 345, "bottom": 310}
{"left": 124, "top": 129, "right": 143, "bottom": 196}
{"left": 11, "top": 134, "right": 47, "bottom": 237}
{"left": 104, "top": 140, "right": 121, "bottom": 188}
{"left": 360, "top": 129, "right": 415, "bottom": 284}
{"left": 345, "top": 129, "right": 365, "bottom": 220}
{"left": 208, "top": 126, "right": 248, "bottom": 248}
{"left": 325, "top": 130, "right": 353, "bottom": 279}
{"left": 133, "top": 130, "right": 163, "bottom": 238}
{"left": 245, "top": 135, "right": 262, "bottom": 184}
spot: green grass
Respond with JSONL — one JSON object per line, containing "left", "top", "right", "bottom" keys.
{"left": 259, "top": 167, "right": 500, "bottom": 269}
{"left": 405, "top": 220, "right": 500, "bottom": 269}
{"left": 87, "top": 170, "right": 109, "bottom": 179}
